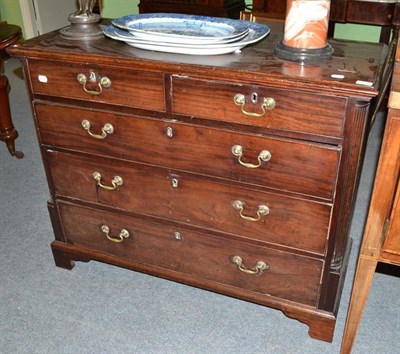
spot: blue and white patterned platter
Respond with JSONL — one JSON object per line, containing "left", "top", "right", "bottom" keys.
{"left": 103, "top": 22, "right": 270, "bottom": 55}
{"left": 113, "top": 25, "right": 250, "bottom": 45}
{"left": 112, "top": 13, "right": 250, "bottom": 44}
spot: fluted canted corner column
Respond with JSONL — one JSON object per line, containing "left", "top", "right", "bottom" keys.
{"left": 275, "top": 0, "right": 333, "bottom": 62}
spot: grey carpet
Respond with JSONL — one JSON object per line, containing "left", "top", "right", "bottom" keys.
{"left": 1, "top": 56, "right": 399, "bottom": 354}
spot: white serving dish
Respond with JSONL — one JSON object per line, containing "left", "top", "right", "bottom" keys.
{"left": 112, "top": 13, "right": 250, "bottom": 44}
{"left": 103, "top": 23, "right": 270, "bottom": 55}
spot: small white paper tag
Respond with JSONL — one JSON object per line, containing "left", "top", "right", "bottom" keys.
{"left": 331, "top": 74, "right": 345, "bottom": 79}
{"left": 355, "top": 80, "right": 373, "bottom": 87}
{"left": 38, "top": 75, "right": 48, "bottom": 83}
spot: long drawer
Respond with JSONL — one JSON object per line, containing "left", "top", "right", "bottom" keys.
{"left": 36, "top": 103, "right": 340, "bottom": 199}
{"left": 28, "top": 61, "right": 166, "bottom": 111}
{"left": 58, "top": 201, "right": 323, "bottom": 306}
{"left": 172, "top": 76, "right": 347, "bottom": 139}
{"left": 47, "top": 150, "right": 332, "bottom": 255}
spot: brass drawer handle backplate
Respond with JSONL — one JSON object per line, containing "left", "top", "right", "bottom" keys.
{"left": 77, "top": 71, "right": 111, "bottom": 96}
{"left": 232, "top": 200, "right": 269, "bottom": 222}
{"left": 234, "top": 93, "right": 275, "bottom": 117}
{"left": 101, "top": 225, "right": 129, "bottom": 243}
{"left": 231, "top": 255, "right": 269, "bottom": 275}
{"left": 231, "top": 145, "right": 272, "bottom": 168}
{"left": 93, "top": 171, "right": 123, "bottom": 190}
{"left": 81, "top": 119, "right": 114, "bottom": 139}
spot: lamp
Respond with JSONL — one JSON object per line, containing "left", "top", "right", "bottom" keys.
{"left": 60, "top": 0, "right": 103, "bottom": 40}
{"left": 275, "top": 0, "right": 333, "bottom": 62}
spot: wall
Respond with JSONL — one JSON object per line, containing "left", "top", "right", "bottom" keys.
{"left": 31, "top": 0, "right": 77, "bottom": 35}
{"left": 335, "top": 23, "right": 381, "bottom": 42}
{"left": 0, "top": 0, "right": 25, "bottom": 37}
{"left": 101, "top": 0, "right": 139, "bottom": 18}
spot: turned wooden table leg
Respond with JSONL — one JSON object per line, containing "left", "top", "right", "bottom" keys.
{"left": 0, "top": 73, "right": 23, "bottom": 158}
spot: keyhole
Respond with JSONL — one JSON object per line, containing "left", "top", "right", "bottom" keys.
{"left": 89, "top": 71, "right": 97, "bottom": 82}
{"left": 166, "top": 126, "right": 174, "bottom": 138}
{"left": 174, "top": 231, "right": 182, "bottom": 240}
{"left": 172, "top": 178, "right": 179, "bottom": 188}
{"left": 251, "top": 92, "right": 258, "bottom": 104}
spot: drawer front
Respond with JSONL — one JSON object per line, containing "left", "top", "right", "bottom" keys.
{"left": 36, "top": 103, "right": 340, "bottom": 199}
{"left": 172, "top": 77, "right": 346, "bottom": 139}
{"left": 28, "top": 61, "right": 165, "bottom": 111}
{"left": 47, "top": 151, "right": 332, "bottom": 254}
{"left": 58, "top": 202, "right": 323, "bottom": 306}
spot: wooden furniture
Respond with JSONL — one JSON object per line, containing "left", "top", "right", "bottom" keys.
{"left": 8, "top": 26, "right": 387, "bottom": 343}
{"left": 341, "top": 36, "right": 400, "bottom": 354}
{"left": 252, "top": 0, "right": 400, "bottom": 44}
{"left": 251, "top": 0, "right": 286, "bottom": 19}
{"left": 240, "top": 10, "right": 284, "bottom": 32}
{"left": 0, "top": 23, "right": 23, "bottom": 158}
{"left": 329, "top": 0, "right": 400, "bottom": 44}
{"left": 138, "top": 0, "right": 246, "bottom": 19}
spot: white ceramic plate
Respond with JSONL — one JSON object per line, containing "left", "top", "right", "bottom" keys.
{"left": 112, "top": 13, "right": 250, "bottom": 44}
{"left": 113, "top": 26, "right": 250, "bottom": 46}
{"left": 103, "top": 23, "right": 270, "bottom": 55}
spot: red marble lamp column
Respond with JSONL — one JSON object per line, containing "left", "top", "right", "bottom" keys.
{"left": 275, "top": 0, "right": 333, "bottom": 62}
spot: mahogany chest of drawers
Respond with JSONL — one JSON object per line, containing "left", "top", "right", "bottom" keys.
{"left": 9, "top": 27, "right": 387, "bottom": 342}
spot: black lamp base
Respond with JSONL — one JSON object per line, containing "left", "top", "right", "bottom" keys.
{"left": 275, "top": 41, "right": 333, "bottom": 63}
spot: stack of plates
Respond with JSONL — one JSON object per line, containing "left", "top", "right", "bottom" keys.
{"left": 103, "top": 13, "right": 270, "bottom": 55}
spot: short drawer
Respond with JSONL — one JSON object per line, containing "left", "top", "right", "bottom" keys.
{"left": 28, "top": 60, "right": 165, "bottom": 111}
{"left": 36, "top": 103, "right": 340, "bottom": 199}
{"left": 47, "top": 151, "right": 332, "bottom": 255}
{"left": 58, "top": 202, "right": 323, "bottom": 306}
{"left": 172, "top": 76, "right": 347, "bottom": 139}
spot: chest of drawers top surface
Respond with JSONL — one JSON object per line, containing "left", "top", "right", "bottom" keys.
{"left": 9, "top": 28, "right": 385, "bottom": 97}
